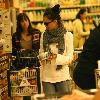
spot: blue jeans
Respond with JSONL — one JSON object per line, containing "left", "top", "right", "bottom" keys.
{"left": 42, "top": 80, "right": 72, "bottom": 97}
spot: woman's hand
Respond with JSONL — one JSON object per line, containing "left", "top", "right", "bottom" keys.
{"left": 48, "top": 53, "right": 57, "bottom": 61}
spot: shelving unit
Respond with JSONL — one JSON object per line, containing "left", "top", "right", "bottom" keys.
{"left": 0, "top": 53, "right": 10, "bottom": 100}
{"left": 22, "top": 3, "right": 100, "bottom": 32}
{"left": 23, "top": 7, "right": 45, "bottom": 11}
{"left": 23, "top": 4, "right": 100, "bottom": 19}
{"left": 23, "top": 4, "right": 100, "bottom": 11}
{"left": 87, "top": 13, "right": 100, "bottom": 16}
{"left": 60, "top": 4, "right": 100, "bottom": 9}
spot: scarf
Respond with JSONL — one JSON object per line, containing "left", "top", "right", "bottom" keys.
{"left": 43, "top": 24, "right": 66, "bottom": 54}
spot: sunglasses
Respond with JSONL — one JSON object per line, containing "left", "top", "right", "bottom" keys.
{"left": 43, "top": 21, "right": 53, "bottom": 26}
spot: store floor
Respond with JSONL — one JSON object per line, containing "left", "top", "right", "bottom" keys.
{"left": 11, "top": 96, "right": 32, "bottom": 100}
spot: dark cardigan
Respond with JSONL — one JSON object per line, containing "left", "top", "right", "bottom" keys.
{"left": 12, "top": 29, "right": 41, "bottom": 56}
{"left": 12, "top": 29, "right": 41, "bottom": 70}
{"left": 73, "top": 25, "right": 100, "bottom": 89}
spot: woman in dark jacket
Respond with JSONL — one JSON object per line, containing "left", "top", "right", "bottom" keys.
{"left": 73, "top": 24, "right": 100, "bottom": 89}
{"left": 12, "top": 13, "right": 41, "bottom": 70}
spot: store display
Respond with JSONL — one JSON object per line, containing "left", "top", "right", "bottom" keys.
{"left": 0, "top": 0, "right": 100, "bottom": 99}
{"left": 95, "top": 69, "right": 100, "bottom": 88}
{"left": 22, "top": 3, "right": 100, "bottom": 32}
{"left": 19, "top": 0, "right": 49, "bottom": 8}
{"left": 0, "top": 53, "right": 10, "bottom": 100}
{"left": 8, "top": 68, "right": 40, "bottom": 97}
{"left": 0, "top": 9, "right": 12, "bottom": 53}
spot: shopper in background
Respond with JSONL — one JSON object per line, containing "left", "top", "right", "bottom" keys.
{"left": 12, "top": 13, "right": 41, "bottom": 70}
{"left": 73, "top": 24, "right": 100, "bottom": 89}
{"left": 73, "top": 8, "right": 90, "bottom": 49}
{"left": 39, "top": 4, "right": 73, "bottom": 97}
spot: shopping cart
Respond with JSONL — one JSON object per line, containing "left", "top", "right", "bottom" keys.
{"left": 69, "top": 48, "right": 82, "bottom": 78}
{"left": 7, "top": 67, "right": 41, "bottom": 100}
{"left": 11, "top": 49, "right": 40, "bottom": 70}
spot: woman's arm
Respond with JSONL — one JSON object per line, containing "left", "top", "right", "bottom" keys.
{"left": 56, "top": 32, "right": 74, "bottom": 65}
{"left": 76, "top": 19, "right": 90, "bottom": 36}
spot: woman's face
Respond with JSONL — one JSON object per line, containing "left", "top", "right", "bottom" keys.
{"left": 80, "top": 12, "right": 87, "bottom": 20}
{"left": 20, "top": 18, "right": 29, "bottom": 31}
{"left": 43, "top": 16, "right": 58, "bottom": 31}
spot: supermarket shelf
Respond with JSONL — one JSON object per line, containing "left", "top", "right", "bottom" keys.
{"left": 87, "top": 13, "right": 100, "bottom": 16}
{"left": 31, "top": 21, "right": 43, "bottom": 23}
{"left": 61, "top": 4, "right": 100, "bottom": 9}
{"left": 30, "top": 13, "right": 100, "bottom": 23}
{"left": 23, "top": 4, "right": 100, "bottom": 11}
{"left": 23, "top": 7, "right": 45, "bottom": 11}
{"left": 31, "top": 19, "right": 75, "bottom": 23}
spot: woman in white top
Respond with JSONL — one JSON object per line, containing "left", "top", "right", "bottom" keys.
{"left": 39, "top": 4, "right": 73, "bottom": 97}
{"left": 73, "top": 8, "right": 90, "bottom": 49}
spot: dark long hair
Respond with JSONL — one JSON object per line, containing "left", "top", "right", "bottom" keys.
{"left": 16, "top": 13, "right": 34, "bottom": 39}
{"left": 43, "top": 4, "right": 61, "bottom": 25}
{"left": 76, "top": 8, "right": 87, "bottom": 32}
{"left": 76, "top": 8, "right": 86, "bottom": 19}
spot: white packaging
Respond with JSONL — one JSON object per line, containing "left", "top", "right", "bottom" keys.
{"left": 97, "top": 60, "right": 100, "bottom": 69}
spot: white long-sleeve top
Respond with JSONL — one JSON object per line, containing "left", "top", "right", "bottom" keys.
{"left": 39, "top": 31, "right": 74, "bottom": 83}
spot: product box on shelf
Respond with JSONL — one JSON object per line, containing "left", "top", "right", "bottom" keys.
{"left": 0, "top": 53, "right": 10, "bottom": 100}
{"left": 7, "top": 67, "right": 41, "bottom": 99}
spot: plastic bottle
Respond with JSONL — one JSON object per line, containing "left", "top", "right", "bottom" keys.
{"left": 80, "top": 0, "right": 85, "bottom": 4}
